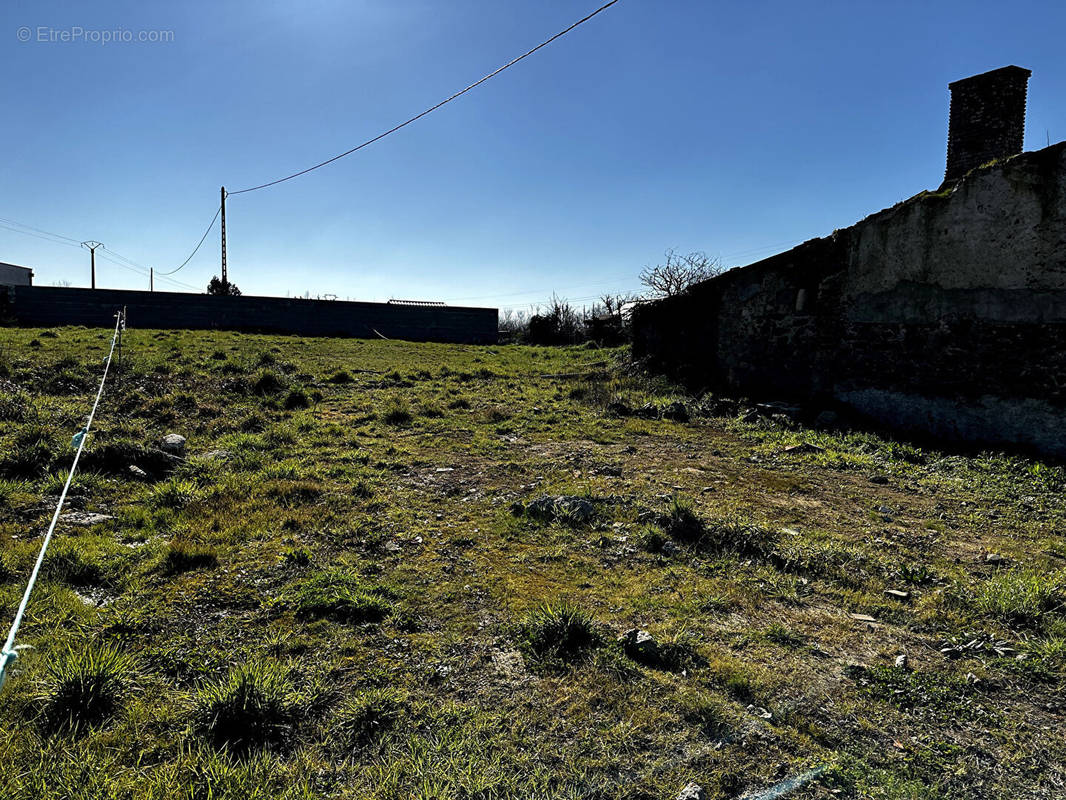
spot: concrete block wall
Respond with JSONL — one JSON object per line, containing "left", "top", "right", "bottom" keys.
{"left": 633, "top": 141, "right": 1066, "bottom": 457}
{"left": 0, "top": 286, "right": 498, "bottom": 345}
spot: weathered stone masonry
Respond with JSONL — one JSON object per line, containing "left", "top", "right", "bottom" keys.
{"left": 945, "top": 65, "right": 1030, "bottom": 183}
{"left": 632, "top": 141, "right": 1066, "bottom": 457}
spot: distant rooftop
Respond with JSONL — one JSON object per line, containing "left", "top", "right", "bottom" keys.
{"left": 387, "top": 299, "right": 447, "bottom": 307}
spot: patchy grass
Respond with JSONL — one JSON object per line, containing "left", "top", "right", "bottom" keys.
{"left": 0, "top": 326, "right": 1062, "bottom": 798}
{"left": 38, "top": 644, "right": 133, "bottom": 732}
{"left": 520, "top": 601, "right": 602, "bottom": 669}
{"left": 194, "top": 660, "right": 298, "bottom": 751}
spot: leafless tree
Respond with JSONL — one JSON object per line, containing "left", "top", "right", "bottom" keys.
{"left": 639, "top": 249, "right": 723, "bottom": 298}
{"left": 598, "top": 292, "right": 639, "bottom": 317}
{"left": 498, "top": 308, "right": 530, "bottom": 335}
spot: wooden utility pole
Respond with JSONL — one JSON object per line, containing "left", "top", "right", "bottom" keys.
{"left": 81, "top": 241, "right": 103, "bottom": 289}
{"left": 149, "top": 268, "right": 153, "bottom": 292}
{"left": 220, "top": 186, "right": 228, "bottom": 287}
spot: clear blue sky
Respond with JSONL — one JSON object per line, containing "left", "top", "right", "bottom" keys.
{"left": 2, "top": 0, "right": 1064, "bottom": 309}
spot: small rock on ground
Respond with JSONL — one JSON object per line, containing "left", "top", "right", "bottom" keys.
{"left": 60, "top": 512, "right": 113, "bottom": 527}
{"left": 618, "top": 628, "right": 660, "bottom": 664}
{"left": 677, "top": 783, "right": 706, "bottom": 800}
{"left": 522, "top": 495, "right": 597, "bottom": 524}
{"left": 160, "top": 433, "right": 187, "bottom": 456}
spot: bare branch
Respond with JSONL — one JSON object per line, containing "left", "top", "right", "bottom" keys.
{"left": 639, "top": 249, "right": 722, "bottom": 298}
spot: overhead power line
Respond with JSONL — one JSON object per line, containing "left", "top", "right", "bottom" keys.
{"left": 0, "top": 217, "right": 83, "bottom": 246}
{"left": 156, "top": 204, "right": 222, "bottom": 275}
{"left": 228, "top": 0, "right": 621, "bottom": 195}
{"left": 0, "top": 214, "right": 200, "bottom": 291}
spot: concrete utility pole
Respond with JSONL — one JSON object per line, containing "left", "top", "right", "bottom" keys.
{"left": 81, "top": 241, "right": 103, "bottom": 289}
{"left": 220, "top": 186, "right": 228, "bottom": 287}
{"left": 149, "top": 267, "right": 153, "bottom": 292}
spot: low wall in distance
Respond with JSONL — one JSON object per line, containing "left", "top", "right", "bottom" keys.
{"left": 0, "top": 286, "right": 498, "bottom": 345}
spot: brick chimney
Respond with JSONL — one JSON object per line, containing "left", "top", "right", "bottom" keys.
{"left": 944, "top": 65, "right": 1031, "bottom": 182}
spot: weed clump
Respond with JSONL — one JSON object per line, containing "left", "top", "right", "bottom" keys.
{"left": 151, "top": 478, "right": 198, "bottom": 509}
{"left": 44, "top": 543, "right": 107, "bottom": 587}
{"left": 41, "top": 644, "right": 132, "bottom": 731}
{"left": 252, "top": 369, "right": 286, "bottom": 396}
{"left": 328, "top": 370, "right": 354, "bottom": 384}
{"left": 521, "top": 602, "right": 601, "bottom": 668}
{"left": 381, "top": 396, "right": 412, "bottom": 426}
{"left": 663, "top": 495, "right": 704, "bottom": 542}
{"left": 975, "top": 569, "right": 1065, "bottom": 626}
{"left": 283, "top": 388, "right": 310, "bottom": 410}
{"left": 0, "top": 428, "right": 55, "bottom": 479}
{"left": 289, "top": 569, "right": 392, "bottom": 624}
{"left": 333, "top": 687, "right": 407, "bottom": 748}
{"left": 163, "top": 541, "right": 219, "bottom": 574}
{"left": 195, "top": 661, "right": 296, "bottom": 751}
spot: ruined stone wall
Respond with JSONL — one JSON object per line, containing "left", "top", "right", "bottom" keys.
{"left": 945, "top": 66, "right": 1030, "bottom": 182}
{"left": 632, "top": 141, "right": 1066, "bottom": 457}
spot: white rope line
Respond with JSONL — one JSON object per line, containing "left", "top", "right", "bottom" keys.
{"left": 0, "top": 311, "right": 123, "bottom": 691}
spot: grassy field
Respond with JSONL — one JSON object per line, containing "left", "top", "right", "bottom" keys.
{"left": 0, "top": 325, "right": 1063, "bottom": 800}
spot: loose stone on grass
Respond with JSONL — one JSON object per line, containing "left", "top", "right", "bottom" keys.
{"left": 160, "top": 433, "right": 187, "bottom": 456}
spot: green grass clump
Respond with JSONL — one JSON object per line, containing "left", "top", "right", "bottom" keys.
{"left": 663, "top": 495, "right": 704, "bottom": 542}
{"left": 677, "top": 689, "right": 733, "bottom": 738}
{"left": 975, "top": 569, "right": 1065, "bottom": 626}
{"left": 162, "top": 541, "right": 219, "bottom": 574}
{"left": 44, "top": 543, "right": 107, "bottom": 587}
{"left": 381, "top": 396, "right": 412, "bottom": 426}
{"left": 520, "top": 602, "right": 601, "bottom": 667}
{"left": 634, "top": 525, "right": 667, "bottom": 553}
{"left": 281, "top": 546, "right": 312, "bottom": 568}
{"left": 289, "top": 569, "right": 392, "bottom": 623}
{"left": 417, "top": 400, "right": 445, "bottom": 418}
{"left": 328, "top": 370, "right": 354, "bottom": 384}
{"left": 0, "top": 429, "right": 55, "bottom": 479}
{"left": 194, "top": 661, "right": 296, "bottom": 751}
{"left": 283, "top": 388, "right": 310, "bottom": 410}
{"left": 252, "top": 369, "right": 286, "bottom": 396}
{"left": 40, "top": 644, "right": 133, "bottom": 731}
{"left": 151, "top": 478, "right": 198, "bottom": 509}
{"left": 333, "top": 687, "right": 407, "bottom": 749}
